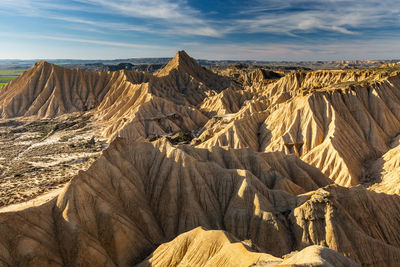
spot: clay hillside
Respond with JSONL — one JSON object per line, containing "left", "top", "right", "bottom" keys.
{"left": 1, "top": 51, "right": 400, "bottom": 266}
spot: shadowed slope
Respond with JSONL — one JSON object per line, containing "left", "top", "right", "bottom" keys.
{"left": 0, "top": 138, "right": 322, "bottom": 266}
{"left": 0, "top": 139, "right": 399, "bottom": 266}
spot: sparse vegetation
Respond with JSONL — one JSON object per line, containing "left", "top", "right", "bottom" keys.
{"left": 147, "top": 131, "right": 194, "bottom": 144}
{"left": 169, "top": 131, "right": 193, "bottom": 144}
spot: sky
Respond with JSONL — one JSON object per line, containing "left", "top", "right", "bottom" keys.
{"left": 0, "top": 0, "right": 399, "bottom": 61}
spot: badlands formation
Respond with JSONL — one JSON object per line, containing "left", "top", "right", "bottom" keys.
{"left": 0, "top": 51, "right": 400, "bottom": 266}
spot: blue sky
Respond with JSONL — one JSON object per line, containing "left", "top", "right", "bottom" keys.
{"left": 0, "top": 0, "right": 399, "bottom": 60}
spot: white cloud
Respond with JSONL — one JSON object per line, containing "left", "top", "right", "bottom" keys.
{"left": 228, "top": 0, "right": 400, "bottom": 35}
{"left": 2, "top": 0, "right": 399, "bottom": 38}
{"left": 75, "top": 0, "right": 222, "bottom": 36}
{"left": 76, "top": 0, "right": 199, "bottom": 21}
{"left": 1, "top": 0, "right": 400, "bottom": 60}
{"left": 0, "top": 0, "right": 221, "bottom": 37}
{"left": 0, "top": 32, "right": 168, "bottom": 50}
{"left": 1, "top": 31, "right": 400, "bottom": 60}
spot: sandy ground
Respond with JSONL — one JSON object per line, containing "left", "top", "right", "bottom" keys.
{"left": 0, "top": 113, "right": 107, "bottom": 206}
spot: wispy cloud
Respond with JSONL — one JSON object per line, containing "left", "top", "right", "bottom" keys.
{"left": 228, "top": 0, "right": 400, "bottom": 35}
{"left": 2, "top": 0, "right": 399, "bottom": 38}
{"left": 74, "top": 0, "right": 222, "bottom": 37}
{"left": 0, "top": 32, "right": 168, "bottom": 50}
{"left": 1, "top": 0, "right": 399, "bottom": 60}
{"left": 48, "top": 15, "right": 156, "bottom": 34}
{"left": 1, "top": 0, "right": 86, "bottom": 15}
{"left": 35, "top": 35, "right": 165, "bottom": 49}
{"left": 1, "top": 0, "right": 221, "bottom": 37}
{"left": 75, "top": 0, "right": 201, "bottom": 22}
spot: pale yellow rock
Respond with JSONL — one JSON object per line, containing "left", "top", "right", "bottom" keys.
{"left": 367, "top": 135, "right": 400, "bottom": 194}
{"left": 195, "top": 66, "right": 400, "bottom": 187}
{"left": 138, "top": 227, "right": 282, "bottom": 267}
{"left": 0, "top": 139, "right": 397, "bottom": 266}
{"left": 277, "top": 245, "right": 360, "bottom": 266}
{"left": 139, "top": 227, "right": 359, "bottom": 267}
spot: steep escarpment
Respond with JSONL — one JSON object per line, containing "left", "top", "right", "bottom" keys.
{"left": 199, "top": 87, "right": 252, "bottom": 116}
{"left": 289, "top": 185, "right": 400, "bottom": 266}
{"left": 366, "top": 134, "right": 400, "bottom": 194}
{"left": 259, "top": 69, "right": 388, "bottom": 107}
{"left": 156, "top": 50, "right": 233, "bottom": 92}
{"left": 260, "top": 74, "right": 400, "bottom": 186}
{"left": 194, "top": 100, "right": 269, "bottom": 151}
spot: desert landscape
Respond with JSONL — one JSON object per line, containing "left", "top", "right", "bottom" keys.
{"left": 1, "top": 0, "right": 400, "bottom": 265}
{"left": 0, "top": 50, "right": 399, "bottom": 266}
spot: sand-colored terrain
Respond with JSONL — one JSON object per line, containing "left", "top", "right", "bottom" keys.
{"left": 0, "top": 114, "right": 106, "bottom": 206}
{"left": 0, "top": 51, "right": 400, "bottom": 266}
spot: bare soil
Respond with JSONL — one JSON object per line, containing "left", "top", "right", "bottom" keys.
{"left": 0, "top": 113, "right": 106, "bottom": 206}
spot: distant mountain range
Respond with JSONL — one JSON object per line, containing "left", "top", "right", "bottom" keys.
{"left": 1, "top": 57, "right": 399, "bottom": 70}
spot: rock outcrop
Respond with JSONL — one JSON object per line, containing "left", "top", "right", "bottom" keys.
{"left": 138, "top": 227, "right": 359, "bottom": 267}
{"left": 0, "top": 138, "right": 399, "bottom": 266}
